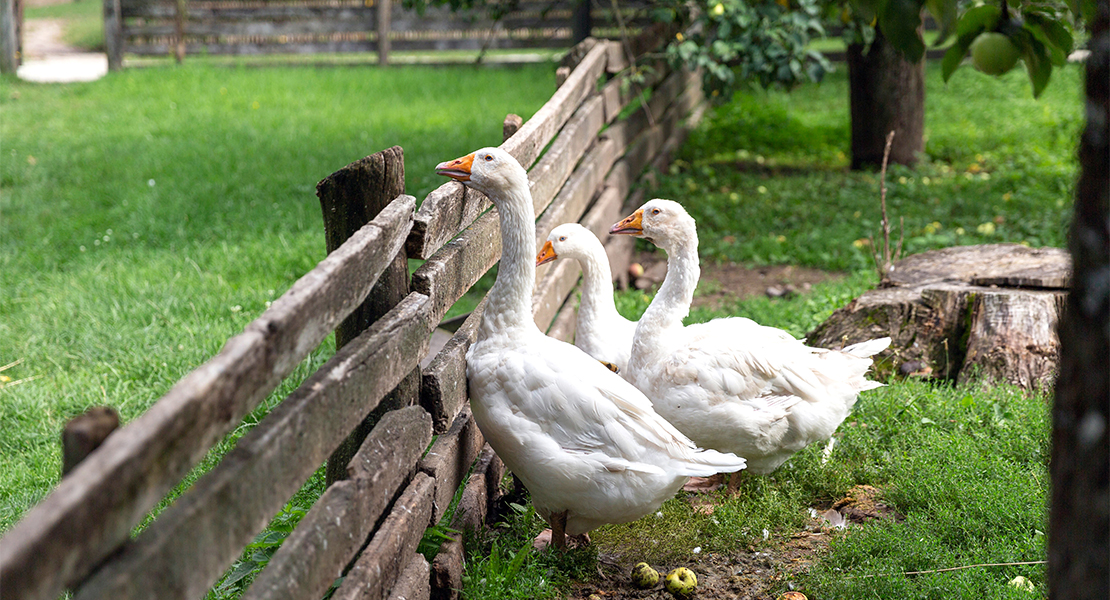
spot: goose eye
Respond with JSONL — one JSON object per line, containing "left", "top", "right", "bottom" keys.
{"left": 484, "top": 154, "right": 494, "bottom": 161}
{"left": 651, "top": 208, "right": 662, "bottom": 215}
{"left": 558, "top": 236, "right": 567, "bottom": 242}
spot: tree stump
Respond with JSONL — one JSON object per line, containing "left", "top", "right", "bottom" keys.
{"left": 807, "top": 244, "right": 1070, "bottom": 390}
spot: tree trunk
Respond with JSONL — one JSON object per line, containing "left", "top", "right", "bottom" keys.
{"left": 847, "top": 27, "right": 925, "bottom": 170}
{"left": 1049, "top": 1, "right": 1109, "bottom": 597}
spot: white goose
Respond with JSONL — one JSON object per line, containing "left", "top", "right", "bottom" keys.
{"left": 610, "top": 199, "right": 890, "bottom": 482}
{"left": 536, "top": 223, "right": 637, "bottom": 373}
{"left": 435, "top": 150, "right": 746, "bottom": 547}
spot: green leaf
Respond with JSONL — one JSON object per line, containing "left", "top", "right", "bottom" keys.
{"left": 1024, "top": 21, "right": 1068, "bottom": 66}
{"left": 955, "top": 4, "right": 1001, "bottom": 38}
{"left": 506, "top": 538, "right": 532, "bottom": 579}
{"left": 877, "top": 0, "right": 926, "bottom": 62}
{"left": 941, "top": 42, "right": 967, "bottom": 81}
{"left": 1025, "top": 13, "right": 1074, "bottom": 58}
{"left": 1014, "top": 31, "right": 1053, "bottom": 98}
{"left": 925, "top": 0, "right": 958, "bottom": 46}
{"left": 849, "top": 0, "right": 885, "bottom": 22}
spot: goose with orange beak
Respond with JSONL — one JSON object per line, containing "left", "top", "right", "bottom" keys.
{"left": 610, "top": 199, "right": 889, "bottom": 492}
{"left": 535, "top": 223, "right": 637, "bottom": 373}
{"left": 433, "top": 148, "right": 746, "bottom": 548}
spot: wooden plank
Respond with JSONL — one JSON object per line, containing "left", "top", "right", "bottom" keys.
{"left": 406, "top": 91, "right": 605, "bottom": 262}
{"left": 319, "top": 147, "right": 411, "bottom": 486}
{"left": 452, "top": 446, "right": 503, "bottom": 533}
{"left": 388, "top": 554, "right": 431, "bottom": 600}
{"left": 74, "top": 292, "right": 435, "bottom": 600}
{"left": 1, "top": 0, "right": 20, "bottom": 74}
{"left": 534, "top": 257, "right": 583, "bottom": 334}
{"left": 418, "top": 409, "right": 485, "bottom": 524}
{"left": 242, "top": 406, "right": 434, "bottom": 600}
{"left": 406, "top": 41, "right": 609, "bottom": 259}
{"left": 533, "top": 136, "right": 620, "bottom": 242}
{"left": 377, "top": 0, "right": 391, "bottom": 65}
{"left": 331, "top": 473, "right": 436, "bottom": 600}
{"left": 411, "top": 210, "right": 501, "bottom": 326}
{"left": 421, "top": 298, "right": 486, "bottom": 433}
{"left": 105, "top": 0, "right": 123, "bottom": 71}
{"left": 546, "top": 293, "right": 579, "bottom": 343}
{"left": 123, "top": 5, "right": 377, "bottom": 21}
{"left": 61, "top": 407, "right": 120, "bottom": 477}
{"left": 0, "top": 196, "right": 416, "bottom": 600}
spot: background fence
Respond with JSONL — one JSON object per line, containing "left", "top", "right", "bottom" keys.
{"left": 0, "top": 27, "right": 706, "bottom": 600}
{"left": 103, "top": 0, "right": 654, "bottom": 69}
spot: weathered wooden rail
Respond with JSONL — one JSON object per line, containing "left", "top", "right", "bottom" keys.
{"left": 104, "top": 0, "right": 654, "bottom": 70}
{"left": 0, "top": 30, "right": 705, "bottom": 600}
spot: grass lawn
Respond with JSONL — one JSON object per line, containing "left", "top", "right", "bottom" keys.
{"left": 0, "top": 51, "right": 1080, "bottom": 599}
{"left": 0, "top": 62, "right": 556, "bottom": 536}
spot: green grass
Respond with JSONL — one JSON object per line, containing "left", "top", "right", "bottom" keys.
{"left": 0, "top": 63, "right": 555, "bottom": 536}
{"left": 24, "top": 0, "right": 105, "bottom": 51}
{"left": 657, "top": 61, "right": 1081, "bottom": 272}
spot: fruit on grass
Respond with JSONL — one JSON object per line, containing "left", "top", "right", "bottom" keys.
{"left": 970, "top": 32, "right": 1021, "bottom": 75}
{"left": 664, "top": 567, "right": 698, "bottom": 598}
{"left": 630, "top": 562, "right": 659, "bottom": 588}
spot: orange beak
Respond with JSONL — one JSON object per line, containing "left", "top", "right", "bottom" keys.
{"left": 536, "top": 240, "right": 558, "bottom": 266}
{"left": 609, "top": 209, "right": 644, "bottom": 235}
{"left": 435, "top": 153, "right": 474, "bottom": 182}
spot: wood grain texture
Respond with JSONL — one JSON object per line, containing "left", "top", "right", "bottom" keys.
{"left": 419, "top": 409, "right": 485, "bottom": 524}
{"left": 319, "top": 147, "right": 412, "bottom": 486}
{"left": 546, "top": 293, "right": 579, "bottom": 343}
{"left": 242, "top": 406, "right": 433, "bottom": 600}
{"left": 0, "top": 195, "right": 415, "bottom": 600}
{"left": 421, "top": 298, "right": 487, "bottom": 433}
{"left": 388, "top": 553, "right": 431, "bottom": 600}
{"left": 74, "top": 292, "right": 434, "bottom": 600}
{"left": 330, "top": 473, "right": 436, "bottom": 600}
{"left": 407, "top": 42, "right": 609, "bottom": 259}
{"left": 61, "top": 407, "right": 120, "bottom": 477}
{"left": 961, "top": 289, "right": 1065, "bottom": 389}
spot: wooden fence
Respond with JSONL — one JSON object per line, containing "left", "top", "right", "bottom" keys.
{"left": 0, "top": 29, "right": 706, "bottom": 600}
{"left": 103, "top": 0, "right": 654, "bottom": 70}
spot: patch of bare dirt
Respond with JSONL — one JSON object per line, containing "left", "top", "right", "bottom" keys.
{"left": 567, "top": 529, "right": 834, "bottom": 600}
{"left": 629, "top": 250, "right": 844, "bottom": 309}
{"left": 562, "top": 485, "right": 903, "bottom": 600}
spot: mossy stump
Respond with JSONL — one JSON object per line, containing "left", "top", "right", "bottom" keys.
{"left": 807, "top": 244, "right": 1069, "bottom": 390}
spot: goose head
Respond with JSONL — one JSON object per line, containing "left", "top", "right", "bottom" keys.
{"left": 536, "top": 223, "right": 601, "bottom": 266}
{"left": 609, "top": 198, "right": 696, "bottom": 250}
{"left": 435, "top": 147, "right": 528, "bottom": 201}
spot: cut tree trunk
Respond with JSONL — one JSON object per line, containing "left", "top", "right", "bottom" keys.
{"left": 847, "top": 27, "right": 925, "bottom": 169}
{"left": 807, "top": 244, "right": 1069, "bottom": 390}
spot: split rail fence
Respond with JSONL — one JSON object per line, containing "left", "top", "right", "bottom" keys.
{"left": 104, "top": 0, "right": 653, "bottom": 70}
{"left": 0, "top": 29, "right": 706, "bottom": 600}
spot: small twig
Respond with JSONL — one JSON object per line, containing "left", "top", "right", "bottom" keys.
{"left": 879, "top": 130, "right": 895, "bottom": 273}
{"left": 0, "top": 358, "right": 24, "bottom": 372}
{"left": 0, "top": 375, "right": 43, "bottom": 390}
{"left": 843, "top": 560, "right": 1046, "bottom": 580}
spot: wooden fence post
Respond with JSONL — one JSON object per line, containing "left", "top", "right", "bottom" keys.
{"left": 377, "top": 0, "right": 391, "bottom": 66}
{"left": 1, "top": 0, "right": 20, "bottom": 74}
{"left": 174, "top": 0, "right": 185, "bottom": 64}
{"left": 61, "top": 407, "right": 120, "bottom": 477}
{"left": 103, "top": 0, "right": 122, "bottom": 71}
{"left": 318, "top": 145, "right": 416, "bottom": 487}
{"left": 571, "top": 0, "right": 591, "bottom": 44}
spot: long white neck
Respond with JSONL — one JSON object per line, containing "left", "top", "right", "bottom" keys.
{"left": 630, "top": 231, "right": 699, "bottom": 366}
{"left": 575, "top": 245, "right": 622, "bottom": 327}
{"left": 480, "top": 184, "right": 538, "bottom": 336}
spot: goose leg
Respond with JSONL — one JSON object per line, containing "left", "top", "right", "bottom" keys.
{"left": 726, "top": 470, "right": 745, "bottom": 495}
{"left": 551, "top": 510, "right": 568, "bottom": 550}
